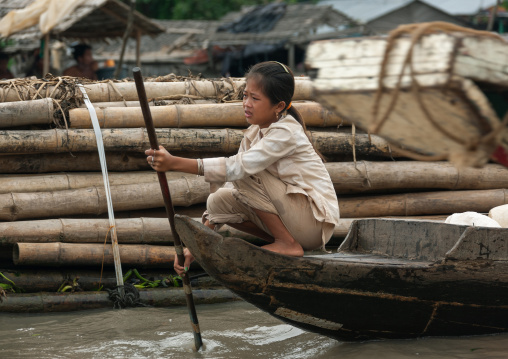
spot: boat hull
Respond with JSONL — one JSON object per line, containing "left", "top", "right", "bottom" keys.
{"left": 174, "top": 215, "right": 508, "bottom": 341}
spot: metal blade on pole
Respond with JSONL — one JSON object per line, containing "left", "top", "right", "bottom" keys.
{"left": 78, "top": 84, "right": 124, "bottom": 297}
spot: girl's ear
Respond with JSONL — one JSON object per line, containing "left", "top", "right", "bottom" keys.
{"left": 275, "top": 101, "right": 286, "bottom": 113}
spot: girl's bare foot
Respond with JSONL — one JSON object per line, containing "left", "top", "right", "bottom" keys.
{"left": 261, "top": 239, "right": 304, "bottom": 257}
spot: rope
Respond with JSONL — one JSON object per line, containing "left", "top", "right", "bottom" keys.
{"left": 107, "top": 80, "right": 127, "bottom": 106}
{"left": 98, "top": 225, "right": 115, "bottom": 291}
{"left": 48, "top": 77, "right": 63, "bottom": 98}
{"left": 51, "top": 99, "right": 69, "bottom": 130}
{"left": 0, "top": 75, "right": 245, "bottom": 104}
{"left": 106, "top": 283, "right": 148, "bottom": 309}
{"left": 11, "top": 82, "right": 23, "bottom": 101}
{"left": 352, "top": 124, "right": 357, "bottom": 166}
{"left": 370, "top": 21, "right": 507, "bottom": 167}
{"left": 32, "top": 82, "right": 47, "bottom": 100}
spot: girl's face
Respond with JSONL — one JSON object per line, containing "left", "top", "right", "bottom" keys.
{"left": 243, "top": 78, "right": 285, "bottom": 129}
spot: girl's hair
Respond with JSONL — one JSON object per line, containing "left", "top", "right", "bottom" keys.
{"left": 245, "top": 61, "right": 325, "bottom": 160}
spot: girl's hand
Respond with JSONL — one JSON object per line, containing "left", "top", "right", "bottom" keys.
{"left": 174, "top": 248, "right": 195, "bottom": 276}
{"left": 145, "top": 145, "right": 172, "bottom": 172}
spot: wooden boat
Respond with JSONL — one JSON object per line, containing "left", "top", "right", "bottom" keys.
{"left": 305, "top": 22, "right": 508, "bottom": 168}
{"left": 174, "top": 214, "right": 508, "bottom": 341}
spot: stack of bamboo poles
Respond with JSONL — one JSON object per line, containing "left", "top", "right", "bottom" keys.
{"left": 1, "top": 75, "right": 508, "bottom": 311}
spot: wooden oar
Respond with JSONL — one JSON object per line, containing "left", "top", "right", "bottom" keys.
{"left": 133, "top": 67, "right": 203, "bottom": 351}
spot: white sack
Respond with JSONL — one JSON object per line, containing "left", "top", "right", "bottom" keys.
{"left": 445, "top": 211, "right": 501, "bottom": 228}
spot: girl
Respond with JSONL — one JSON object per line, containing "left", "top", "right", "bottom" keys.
{"left": 145, "top": 61, "right": 340, "bottom": 275}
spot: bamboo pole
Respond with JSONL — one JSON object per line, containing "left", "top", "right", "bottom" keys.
{"left": 0, "top": 217, "right": 255, "bottom": 245}
{"left": 0, "top": 128, "right": 243, "bottom": 154}
{"left": 0, "top": 78, "right": 313, "bottom": 103}
{"left": 326, "top": 161, "right": 508, "bottom": 193}
{"left": 0, "top": 215, "right": 446, "bottom": 245}
{"left": 0, "top": 218, "right": 170, "bottom": 244}
{"left": 0, "top": 98, "right": 54, "bottom": 127}
{"left": 13, "top": 242, "right": 176, "bottom": 267}
{"left": 0, "top": 152, "right": 149, "bottom": 174}
{"left": 338, "top": 189, "right": 508, "bottom": 218}
{"left": 1, "top": 161, "right": 508, "bottom": 194}
{"left": 69, "top": 102, "right": 345, "bottom": 128}
{"left": 0, "top": 128, "right": 400, "bottom": 157}
{"left": 0, "top": 175, "right": 503, "bottom": 221}
{"left": 0, "top": 269, "right": 221, "bottom": 293}
{"left": 309, "top": 130, "right": 402, "bottom": 158}
{"left": 0, "top": 178, "right": 209, "bottom": 221}
{"left": 83, "top": 99, "right": 217, "bottom": 107}
{"left": 0, "top": 289, "right": 239, "bottom": 313}
{"left": 0, "top": 171, "right": 193, "bottom": 194}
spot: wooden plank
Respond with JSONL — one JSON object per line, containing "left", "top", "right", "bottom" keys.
{"left": 308, "top": 33, "right": 508, "bottom": 69}
{"left": 312, "top": 73, "right": 451, "bottom": 91}
{"left": 314, "top": 87, "right": 492, "bottom": 156}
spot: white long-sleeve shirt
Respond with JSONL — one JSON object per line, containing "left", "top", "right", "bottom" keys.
{"left": 202, "top": 115, "right": 340, "bottom": 229}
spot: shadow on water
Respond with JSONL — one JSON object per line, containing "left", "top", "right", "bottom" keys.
{"left": 0, "top": 301, "right": 507, "bottom": 359}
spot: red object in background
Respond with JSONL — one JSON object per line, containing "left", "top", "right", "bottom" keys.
{"left": 183, "top": 46, "right": 229, "bottom": 65}
{"left": 491, "top": 145, "right": 508, "bottom": 168}
{"left": 184, "top": 49, "right": 209, "bottom": 65}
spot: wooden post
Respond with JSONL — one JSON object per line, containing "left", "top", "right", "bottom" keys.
{"left": 114, "top": 0, "right": 135, "bottom": 78}
{"left": 136, "top": 30, "right": 141, "bottom": 67}
{"left": 207, "top": 42, "right": 214, "bottom": 70}
{"left": 487, "top": 0, "right": 501, "bottom": 31}
{"left": 43, "top": 33, "right": 50, "bottom": 76}
{"left": 288, "top": 42, "right": 295, "bottom": 70}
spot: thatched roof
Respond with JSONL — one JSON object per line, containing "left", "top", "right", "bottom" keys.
{"left": 0, "top": 0, "right": 164, "bottom": 41}
{"left": 209, "top": 3, "right": 358, "bottom": 46}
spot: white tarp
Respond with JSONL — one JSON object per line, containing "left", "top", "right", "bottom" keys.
{"left": 0, "top": 0, "right": 85, "bottom": 37}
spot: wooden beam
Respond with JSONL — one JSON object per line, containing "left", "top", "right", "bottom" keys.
{"left": 99, "top": 6, "right": 143, "bottom": 36}
{"left": 136, "top": 30, "right": 141, "bottom": 67}
{"left": 43, "top": 33, "right": 50, "bottom": 76}
{"left": 165, "top": 28, "right": 205, "bottom": 34}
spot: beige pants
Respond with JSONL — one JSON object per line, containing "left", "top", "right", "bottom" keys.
{"left": 204, "top": 170, "right": 326, "bottom": 250}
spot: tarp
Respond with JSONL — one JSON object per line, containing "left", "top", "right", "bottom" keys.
{"left": 0, "top": 0, "right": 85, "bottom": 37}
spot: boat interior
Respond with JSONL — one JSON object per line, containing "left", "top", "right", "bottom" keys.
{"left": 330, "top": 219, "right": 508, "bottom": 264}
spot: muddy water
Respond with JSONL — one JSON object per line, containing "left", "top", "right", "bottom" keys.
{"left": 0, "top": 301, "right": 507, "bottom": 359}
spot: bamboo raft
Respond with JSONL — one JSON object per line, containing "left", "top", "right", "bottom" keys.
{"left": 1, "top": 72, "right": 507, "bottom": 313}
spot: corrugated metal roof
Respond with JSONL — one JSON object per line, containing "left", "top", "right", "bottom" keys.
{"left": 319, "top": 0, "right": 414, "bottom": 23}
{"left": 319, "top": 0, "right": 499, "bottom": 23}
{"left": 94, "top": 19, "right": 219, "bottom": 58}
{"left": 0, "top": 0, "right": 164, "bottom": 41}
{"left": 210, "top": 3, "right": 356, "bottom": 45}
{"left": 423, "top": 0, "right": 498, "bottom": 15}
